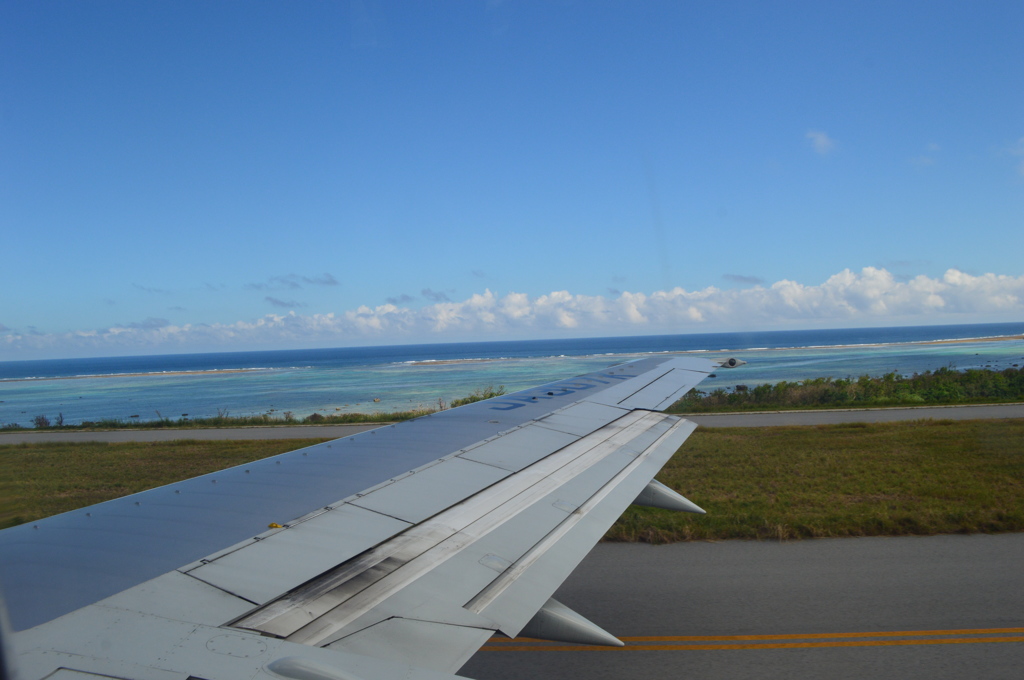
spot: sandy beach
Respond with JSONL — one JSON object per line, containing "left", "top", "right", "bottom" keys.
{"left": 0, "top": 367, "right": 269, "bottom": 383}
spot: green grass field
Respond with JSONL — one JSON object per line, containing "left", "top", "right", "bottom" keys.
{"left": 0, "top": 439, "right": 328, "bottom": 529}
{"left": 612, "top": 419, "right": 1024, "bottom": 541}
{"left": 2, "top": 420, "right": 1022, "bottom": 540}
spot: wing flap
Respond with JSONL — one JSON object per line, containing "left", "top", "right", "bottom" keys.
{"left": 314, "top": 451, "right": 640, "bottom": 643}
{"left": 324, "top": 618, "right": 492, "bottom": 675}
{"left": 466, "top": 419, "right": 697, "bottom": 637}
{"left": 184, "top": 504, "right": 412, "bottom": 605}
{"left": 228, "top": 412, "right": 696, "bottom": 677}
{"left": 231, "top": 410, "right": 667, "bottom": 644}
{"left": 182, "top": 417, "right": 613, "bottom": 614}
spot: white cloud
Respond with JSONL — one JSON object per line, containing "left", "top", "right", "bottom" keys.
{"left": 806, "top": 130, "right": 836, "bottom": 155}
{"left": 3, "top": 267, "right": 1023, "bottom": 358}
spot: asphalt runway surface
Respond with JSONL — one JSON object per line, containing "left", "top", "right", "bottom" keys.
{"left": 2, "top": 403, "right": 1022, "bottom": 444}
{"left": 461, "top": 535, "right": 1024, "bottom": 680}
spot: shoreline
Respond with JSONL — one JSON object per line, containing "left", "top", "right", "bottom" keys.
{"left": 659, "top": 333, "right": 1024, "bottom": 354}
{"left": 0, "top": 367, "right": 273, "bottom": 383}
{"left": 6, "top": 333, "right": 1021, "bottom": 381}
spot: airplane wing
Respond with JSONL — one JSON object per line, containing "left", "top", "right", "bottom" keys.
{"left": 0, "top": 355, "right": 739, "bottom": 680}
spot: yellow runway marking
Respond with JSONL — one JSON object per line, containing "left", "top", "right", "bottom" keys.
{"left": 482, "top": 628, "right": 1024, "bottom": 652}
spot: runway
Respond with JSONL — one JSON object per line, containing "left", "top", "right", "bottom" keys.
{"left": 2, "top": 403, "right": 1021, "bottom": 444}
{"left": 461, "top": 534, "right": 1024, "bottom": 680}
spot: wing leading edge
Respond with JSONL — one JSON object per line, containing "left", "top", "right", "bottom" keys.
{"left": 2, "top": 354, "right": 740, "bottom": 680}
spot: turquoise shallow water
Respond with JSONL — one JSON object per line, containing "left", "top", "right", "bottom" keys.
{"left": 1, "top": 325, "right": 1022, "bottom": 427}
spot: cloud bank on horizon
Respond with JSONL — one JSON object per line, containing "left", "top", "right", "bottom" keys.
{"left": 3, "top": 267, "right": 1021, "bottom": 359}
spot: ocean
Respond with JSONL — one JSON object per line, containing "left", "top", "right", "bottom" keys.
{"left": 1, "top": 323, "right": 1022, "bottom": 427}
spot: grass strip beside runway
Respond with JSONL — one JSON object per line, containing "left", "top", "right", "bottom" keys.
{"left": 2, "top": 419, "right": 1023, "bottom": 538}
{"left": 0, "top": 438, "right": 330, "bottom": 529}
{"left": 610, "top": 418, "right": 1024, "bottom": 542}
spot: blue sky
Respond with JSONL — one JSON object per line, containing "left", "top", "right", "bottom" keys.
{"left": 2, "top": 1, "right": 1022, "bottom": 359}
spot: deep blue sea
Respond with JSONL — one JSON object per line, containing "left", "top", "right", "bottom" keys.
{"left": 1, "top": 323, "right": 1022, "bottom": 427}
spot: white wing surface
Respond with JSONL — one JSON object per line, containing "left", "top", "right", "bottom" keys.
{"left": 0, "top": 355, "right": 732, "bottom": 680}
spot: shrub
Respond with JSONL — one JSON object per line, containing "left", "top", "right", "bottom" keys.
{"left": 450, "top": 385, "right": 507, "bottom": 408}
{"left": 667, "top": 367, "right": 1024, "bottom": 413}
